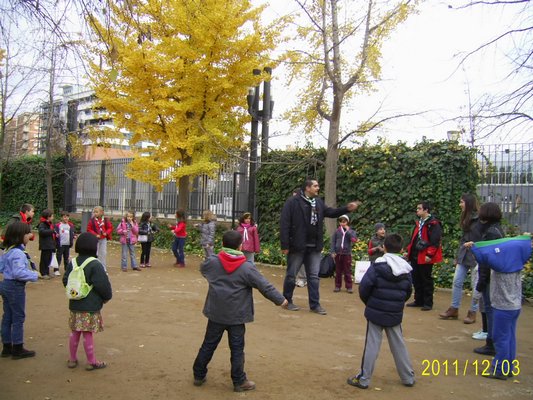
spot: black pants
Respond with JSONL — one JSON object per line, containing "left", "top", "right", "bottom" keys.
{"left": 192, "top": 320, "right": 247, "bottom": 385}
{"left": 410, "top": 261, "right": 434, "bottom": 307}
{"left": 39, "top": 249, "right": 53, "bottom": 276}
{"left": 140, "top": 242, "right": 152, "bottom": 264}
{"left": 56, "top": 245, "right": 70, "bottom": 270}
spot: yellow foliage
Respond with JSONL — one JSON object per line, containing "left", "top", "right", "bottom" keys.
{"left": 86, "top": 0, "right": 282, "bottom": 190}
{"left": 282, "top": 0, "right": 418, "bottom": 135}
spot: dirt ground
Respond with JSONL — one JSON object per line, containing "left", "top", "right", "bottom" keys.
{"left": 1, "top": 240, "right": 532, "bottom": 400}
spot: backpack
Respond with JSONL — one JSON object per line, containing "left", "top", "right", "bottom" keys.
{"left": 319, "top": 254, "right": 335, "bottom": 278}
{"left": 66, "top": 257, "right": 96, "bottom": 300}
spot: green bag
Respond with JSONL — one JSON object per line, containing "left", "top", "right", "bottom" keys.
{"left": 65, "top": 257, "right": 96, "bottom": 300}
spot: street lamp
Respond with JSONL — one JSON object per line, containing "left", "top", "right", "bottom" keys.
{"left": 246, "top": 67, "right": 274, "bottom": 219}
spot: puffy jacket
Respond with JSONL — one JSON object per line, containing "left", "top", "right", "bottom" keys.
{"left": 0, "top": 246, "right": 39, "bottom": 282}
{"left": 62, "top": 255, "right": 112, "bottom": 312}
{"left": 197, "top": 221, "right": 216, "bottom": 247}
{"left": 359, "top": 253, "right": 412, "bottom": 327}
{"left": 87, "top": 217, "right": 113, "bottom": 241}
{"left": 236, "top": 224, "right": 260, "bottom": 253}
{"left": 116, "top": 220, "right": 139, "bottom": 245}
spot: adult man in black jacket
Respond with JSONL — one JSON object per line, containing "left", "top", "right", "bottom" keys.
{"left": 280, "top": 179, "right": 360, "bottom": 315}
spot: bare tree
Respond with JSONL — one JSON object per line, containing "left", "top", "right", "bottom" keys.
{"left": 452, "top": 0, "right": 532, "bottom": 143}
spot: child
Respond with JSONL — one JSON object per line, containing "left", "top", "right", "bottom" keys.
{"left": 37, "top": 209, "right": 56, "bottom": 279}
{"left": 330, "top": 215, "right": 357, "bottom": 293}
{"left": 471, "top": 231, "right": 531, "bottom": 380}
{"left": 368, "top": 223, "right": 386, "bottom": 262}
{"left": 86, "top": 206, "right": 113, "bottom": 272}
{"left": 62, "top": 232, "right": 112, "bottom": 370}
{"left": 169, "top": 210, "right": 187, "bottom": 268}
{"left": 2, "top": 203, "right": 35, "bottom": 243}
{"left": 138, "top": 211, "right": 159, "bottom": 268}
{"left": 0, "top": 222, "right": 39, "bottom": 359}
{"left": 194, "top": 210, "right": 217, "bottom": 259}
{"left": 55, "top": 211, "right": 76, "bottom": 273}
{"left": 192, "top": 230, "right": 288, "bottom": 392}
{"left": 236, "top": 212, "right": 260, "bottom": 262}
{"left": 347, "top": 233, "right": 415, "bottom": 389}
{"left": 116, "top": 211, "right": 140, "bottom": 272}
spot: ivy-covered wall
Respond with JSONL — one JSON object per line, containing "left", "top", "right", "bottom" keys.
{"left": 0, "top": 155, "right": 65, "bottom": 214}
{"left": 256, "top": 141, "right": 479, "bottom": 255}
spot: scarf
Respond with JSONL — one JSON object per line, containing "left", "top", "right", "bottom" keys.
{"left": 301, "top": 193, "right": 318, "bottom": 225}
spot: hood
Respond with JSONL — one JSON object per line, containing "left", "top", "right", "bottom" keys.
{"left": 218, "top": 251, "right": 247, "bottom": 274}
{"left": 376, "top": 253, "right": 412, "bottom": 276}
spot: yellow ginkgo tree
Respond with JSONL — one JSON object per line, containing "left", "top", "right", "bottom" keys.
{"left": 87, "top": 0, "right": 281, "bottom": 209}
{"left": 284, "top": 0, "right": 417, "bottom": 233}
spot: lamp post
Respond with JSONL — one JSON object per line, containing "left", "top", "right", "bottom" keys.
{"left": 246, "top": 67, "right": 274, "bottom": 219}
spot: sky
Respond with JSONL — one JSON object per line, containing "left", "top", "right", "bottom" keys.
{"left": 258, "top": 0, "right": 531, "bottom": 150}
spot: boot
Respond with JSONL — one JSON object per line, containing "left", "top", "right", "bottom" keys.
{"left": 463, "top": 310, "right": 476, "bottom": 324}
{"left": 11, "top": 343, "right": 36, "bottom": 360}
{"left": 474, "top": 338, "right": 495, "bottom": 356}
{"left": 439, "top": 307, "right": 458, "bottom": 319}
{"left": 1, "top": 343, "right": 12, "bottom": 358}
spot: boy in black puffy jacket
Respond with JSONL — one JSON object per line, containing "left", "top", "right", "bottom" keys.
{"left": 347, "top": 233, "right": 415, "bottom": 390}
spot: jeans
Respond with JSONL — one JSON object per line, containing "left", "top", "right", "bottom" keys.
{"left": 283, "top": 249, "right": 322, "bottom": 310}
{"left": 492, "top": 308, "right": 520, "bottom": 376}
{"left": 97, "top": 239, "right": 107, "bottom": 271}
{"left": 0, "top": 280, "right": 27, "bottom": 345}
{"left": 451, "top": 264, "right": 478, "bottom": 311}
{"left": 172, "top": 237, "right": 186, "bottom": 264}
{"left": 121, "top": 243, "right": 137, "bottom": 269}
{"left": 193, "top": 320, "right": 247, "bottom": 385}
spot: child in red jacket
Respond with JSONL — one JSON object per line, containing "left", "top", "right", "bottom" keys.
{"left": 169, "top": 210, "right": 187, "bottom": 267}
{"left": 86, "top": 206, "right": 113, "bottom": 272}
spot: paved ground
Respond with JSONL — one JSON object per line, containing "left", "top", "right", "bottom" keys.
{"left": 1, "top": 240, "right": 532, "bottom": 400}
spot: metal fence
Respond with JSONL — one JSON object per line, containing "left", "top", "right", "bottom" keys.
{"left": 66, "top": 157, "right": 250, "bottom": 221}
{"left": 476, "top": 142, "right": 533, "bottom": 233}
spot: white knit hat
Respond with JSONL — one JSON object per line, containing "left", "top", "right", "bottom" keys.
{"left": 338, "top": 215, "right": 350, "bottom": 223}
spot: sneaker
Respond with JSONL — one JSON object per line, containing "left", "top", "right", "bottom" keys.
{"left": 286, "top": 303, "right": 300, "bottom": 311}
{"left": 54, "top": 270, "right": 61, "bottom": 276}
{"left": 234, "top": 380, "right": 256, "bottom": 392}
{"left": 347, "top": 375, "right": 368, "bottom": 389}
{"left": 40, "top": 275, "right": 51, "bottom": 280}
{"left": 193, "top": 377, "right": 206, "bottom": 387}
{"left": 403, "top": 381, "right": 416, "bottom": 387}
{"left": 472, "top": 330, "right": 488, "bottom": 340}
{"left": 295, "top": 279, "right": 306, "bottom": 287}
{"left": 333, "top": 287, "right": 341, "bottom": 292}
{"left": 421, "top": 305, "right": 433, "bottom": 311}
{"left": 347, "top": 288, "right": 354, "bottom": 294}
{"left": 310, "top": 306, "right": 327, "bottom": 315}
{"left": 406, "top": 301, "right": 422, "bottom": 307}
{"left": 474, "top": 344, "right": 495, "bottom": 356}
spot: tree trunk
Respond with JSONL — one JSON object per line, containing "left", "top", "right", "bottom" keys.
{"left": 324, "top": 95, "right": 342, "bottom": 236}
{"left": 177, "top": 175, "right": 189, "bottom": 211}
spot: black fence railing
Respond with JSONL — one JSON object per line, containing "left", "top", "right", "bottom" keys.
{"left": 65, "top": 157, "right": 249, "bottom": 222}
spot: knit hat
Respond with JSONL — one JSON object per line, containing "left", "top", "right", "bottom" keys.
{"left": 338, "top": 215, "right": 350, "bottom": 223}
{"left": 374, "top": 222, "right": 385, "bottom": 231}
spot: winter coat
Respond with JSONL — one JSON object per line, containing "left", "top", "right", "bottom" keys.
{"left": 280, "top": 195, "right": 349, "bottom": 253}
{"left": 116, "top": 220, "right": 139, "bottom": 245}
{"left": 197, "top": 221, "right": 216, "bottom": 247}
{"left": 37, "top": 218, "right": 56, "bottom": 251}
{"left": 0, "top": 246, "right": 39, "bottom": 282}
{"left": 87, "top": 217, "right": 113, "bottom": 241}
{"left": 456, "top": 214, "right": 482, "bottom": 267}
{"left": 474, "top": 222, "right": 504, "bottom": 293}
{"left": 138, "top": 221, "right": 159, "bottom": 242}
{"left": 62, "top": 255, "right": 112, "bottom": 312}
{"left": 200, "top": 252, "right": 285, "bottom": 325}
{"left": 406, "top": 215, "right": 443, "bottom": 264}
{"left": 236, "top": 224, "right": 260, "bottom": 253}
{"left": 359, "top": 253, "right": 413, "bottom": 327}
{"left": 330, "top": 226, "right": 357, "bottom": 255}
